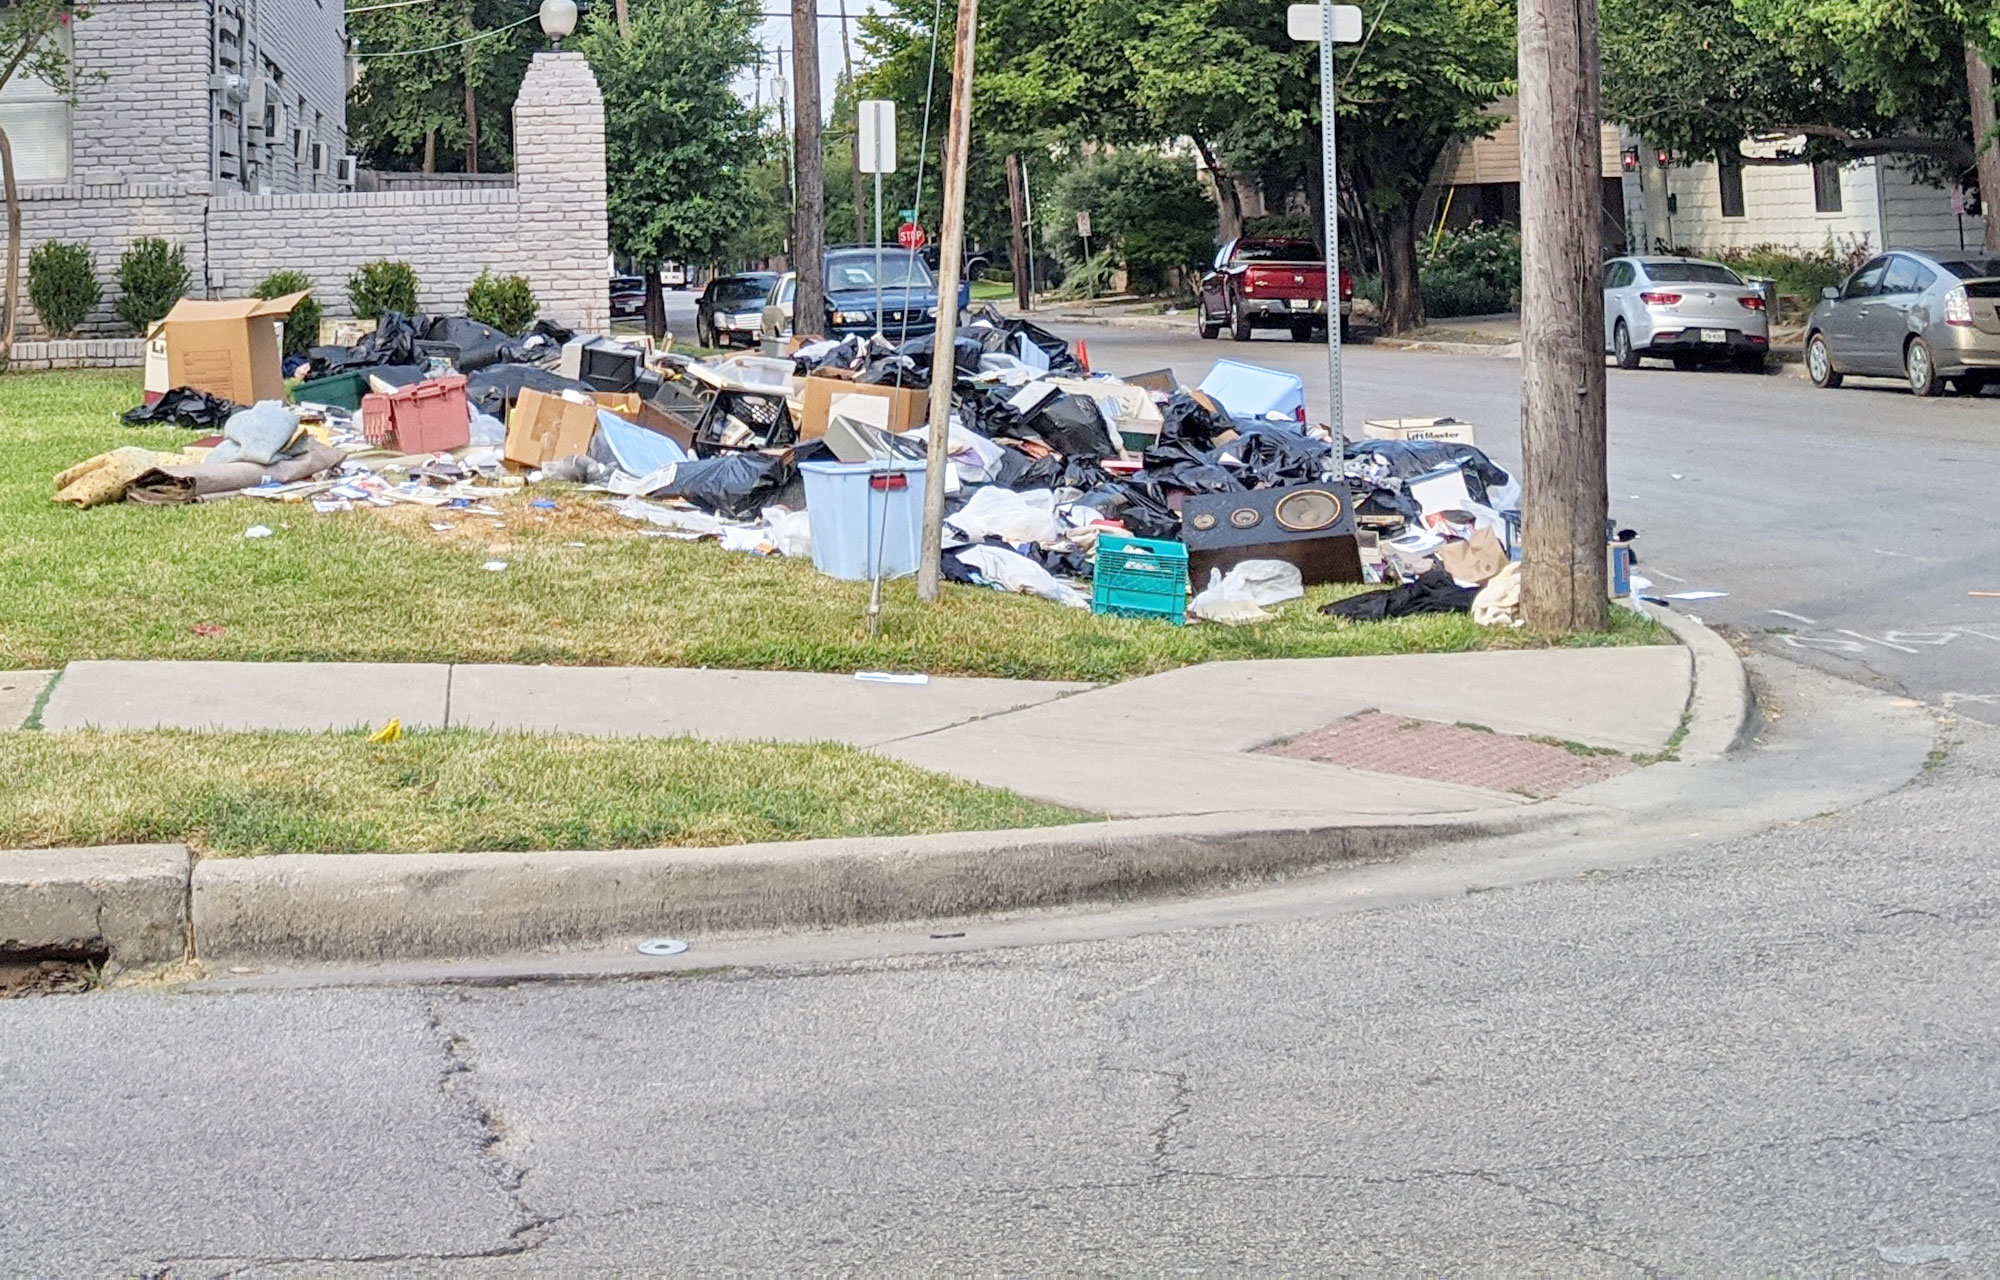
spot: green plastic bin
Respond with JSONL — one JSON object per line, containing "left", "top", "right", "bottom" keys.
{"left": 293, "top": 370, "right": 369, "bottom": 411}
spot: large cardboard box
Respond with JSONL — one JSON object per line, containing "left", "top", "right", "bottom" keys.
{"left": 505, "top": 387, "right": 599, "bottom": 468}
{"left": 1362, "top": 416, "right": 1477, "bottom": 446}
{"left": 799, "top": 374, "right": 928, "bottom": 442}
{"left": 146, "top": 293, "right": 308, "bottom": 406}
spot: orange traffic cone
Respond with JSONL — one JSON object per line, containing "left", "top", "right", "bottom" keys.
{"left": 1075, "top": 339, "right": 1091, "bottom": 371}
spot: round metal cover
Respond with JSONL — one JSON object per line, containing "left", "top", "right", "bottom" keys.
{"left": 1189, "top": 512, "right": 1218, "bottom": 531}
{"left": 637, "top": 937, "right": 690, "bottom": 956}
{"left": 1229, "top": 507, "right": 1263, "bottom": 529}
{"left": 1274, "top": 489, "right": 1343, "bottom": 531}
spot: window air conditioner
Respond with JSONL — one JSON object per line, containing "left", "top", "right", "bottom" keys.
{"left": 309, "top": 141, "right": 327, "bottom": 173}
{"left": 208, "top": 72, "right": 249, "bottom": 103}
{"left": 336, "top": 154, "right": 358, "bottom": 187}
{"left": 248, "top": 76, "right": 277, "bottom": 136}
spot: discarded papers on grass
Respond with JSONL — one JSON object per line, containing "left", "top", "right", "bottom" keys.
{"left": 58, "top": 298, "right": 1634, "bottom": 630}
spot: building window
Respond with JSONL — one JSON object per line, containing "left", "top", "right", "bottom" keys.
{"left": 0, "top": 29, "right": 72, "bottom": 184}
{"left": 1717, "top": 152, "right": 1745, "bottom": 218}
{"left": 1813, "top": 160, "right": 1843, "bottom": 213}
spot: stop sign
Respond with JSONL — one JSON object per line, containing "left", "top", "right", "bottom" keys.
{"left": 897, "top": 222, "right": 927, "bottom": 250}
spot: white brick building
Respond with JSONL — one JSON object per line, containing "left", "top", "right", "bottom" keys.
{"left": 0, "top": 0, "right": 607, "bottom": 349}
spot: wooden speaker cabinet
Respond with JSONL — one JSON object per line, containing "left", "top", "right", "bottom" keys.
{"left": 1181, "top": 482, "right": 1365, "bottom": 586}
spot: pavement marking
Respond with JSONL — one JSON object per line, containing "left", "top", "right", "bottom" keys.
{"left": 1837, "top": 628, "right": 1920, "bottom": 654}
{"left": 1767, "top": 609, "right": 1821, "bottom": 626}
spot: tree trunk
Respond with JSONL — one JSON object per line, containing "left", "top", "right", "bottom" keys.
{"left": 791, "top": 0, "right": 827, "bottom": 337}
{"left": 644, "top": 264, "right": 666, "bottom": 341}
{"left": 1006, "top": 151, "right": 1031, "bottom": 310}
{"left": 839, "top": 0, "right": 867, "bottom": 245}
{"left": 1379, "top": 202, "right": 1424, "bottom": 334}
{"left": 1518, "top": 0, "right": 1609, "bottom": 632}
{"left": 463, "top": 77, "right": 480, "bottom": 174}
{"left": 423, "top": 129, "right": 436, "bottom": 173}
{"left": 0, "top": 124, "right": 19, "bottom": 369}
{"left": 1191, "top": 133, "right": 1243, "bottom": 243}
{"left": 1967, "top": 39, "right": 2000, "bottom": 252}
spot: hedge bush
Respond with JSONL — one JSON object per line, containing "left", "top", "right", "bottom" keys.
{"left": 347, "top": 259, "right": 420, "bottom": 319}
{"left": 464, "top": 269, "right": 537, "bottom": 334}
{"left": 114, "top": 237, "right": 191, "bottom": 332}
{"left": 27, "top": 241, "right": 100, "bottom": 337}
{"left": 253, "top": 270, "right": 322, "bottom": 357}
{"left": 1708, "top": 239, "right": 1872, "bottom": 305}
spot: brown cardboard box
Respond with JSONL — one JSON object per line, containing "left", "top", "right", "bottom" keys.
{"left": 1362, "top": 416, "right": 1477, "bottom": 446}
{"left": 799, "top": 374, "right": 928, "bottom": 442}
{"left": 505, "top": 388, "right": 599, "bottom": 468}
{"left": 147, "top": 292, "right": 308, "bottom": 405}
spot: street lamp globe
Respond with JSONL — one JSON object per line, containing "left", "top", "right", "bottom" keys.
{"left": 538, "top": 0, "right": 578, "bottom": 44}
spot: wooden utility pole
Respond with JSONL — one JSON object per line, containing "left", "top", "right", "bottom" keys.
{"left": 1006, "top": 151, "right": 1031, "bottom": 310}
{"left": 1966, "top": 41, "right": 2000, "bottom": 251}
{"left": 916, "top": 0, "right": 979, "bottom": 602}
{"left": 792, "top": 0, "right": 828, "bottom": 337}
{"left": 1517, "top": 0, "right": 1608, "bottom": 630}
{"left": 839, "top": 0, "right": 867, "bottom": 244}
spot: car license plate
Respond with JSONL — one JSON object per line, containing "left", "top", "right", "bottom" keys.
{"left": 1289, "top": 298, "right": 1311, "bottom": 311}
{"left": 1700, "top": 328, "right": 1726, "bottom": 343}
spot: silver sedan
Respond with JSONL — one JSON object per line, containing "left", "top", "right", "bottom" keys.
{"left": 1805, "top": 249, "right": 2000, "bottom": 396}
{"left": 1604, "top": 256, "right": 1771, "bottom": 371}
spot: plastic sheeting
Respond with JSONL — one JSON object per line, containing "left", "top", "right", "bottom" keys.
{"left": 943, "top": 486, "right": 1061, "bottom": 546}
{"left": 122, "top": 388, "right": 241, "bottom": 430}
{"left": 634, "top": 452, "right": 795, "bottom": 520}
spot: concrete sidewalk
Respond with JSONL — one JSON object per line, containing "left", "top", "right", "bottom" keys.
{"left": 23, "top": 646, "right": 1689, "bottom": 822}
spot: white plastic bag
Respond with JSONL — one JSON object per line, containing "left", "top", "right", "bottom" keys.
{"left": 943, "top": 486, "right": 1060, "bottom": 546}
{"left": 1188, "top": 560, "right": 1304, "bottom": 625}
{"left": 952, "top": 545, "right": 1089, "bottom": 608}
{"left": 765, "top": 507, "right": 812, "bottom": 558}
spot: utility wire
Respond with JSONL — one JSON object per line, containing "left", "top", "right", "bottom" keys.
{"left": 353, "top": 11, "right": 538, "bottom": 56}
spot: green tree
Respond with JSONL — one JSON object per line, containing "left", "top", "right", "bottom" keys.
{"left": 1046, "top": 150, "right": 1216, "bottom": 293}
{"left": 347, "top": 1, "right": 536, "bottom": 172}
{"left": 579, "top": 0, "right": 764, "bottom": 332}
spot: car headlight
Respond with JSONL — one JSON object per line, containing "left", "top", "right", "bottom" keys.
{"left": 927, "top": 306, "right": 940, "bottom": 318}
{"left": 832, "top": 310, "right": 870, "bottom": 325}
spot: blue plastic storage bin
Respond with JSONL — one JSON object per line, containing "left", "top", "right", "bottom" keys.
{"left": 800, "top": 459, "right": 928, "bottom": 580}
{"left": 1198, "top": 359, "right": 1307, "bottom": 422}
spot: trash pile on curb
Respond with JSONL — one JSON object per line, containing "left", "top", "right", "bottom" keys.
{"left": 55, "top": 295, "right": 1575, "bottom": 628}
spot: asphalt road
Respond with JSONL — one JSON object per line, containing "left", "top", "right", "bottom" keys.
{"left": 1073, "top": 325, "right": 2000, "bottom": 725}
{"left": 1, "top": 694, "right": 1991, "bottom": 1275}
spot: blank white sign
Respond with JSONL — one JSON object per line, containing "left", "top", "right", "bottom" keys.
{"left": 858, "top": 99, "right": 897, "bottom": 174}
{"left": 1287, "top": 3, "right": 1364, "bottom": 41}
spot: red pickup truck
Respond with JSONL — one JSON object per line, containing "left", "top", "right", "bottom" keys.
{"left": 1197, "top": 236, "right": 1354, "bottom": 342}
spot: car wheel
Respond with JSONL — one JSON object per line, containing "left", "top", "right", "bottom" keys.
{"left": 1290, "top": 322, "right": 1314, "bottom": 343}
{"left": 1613, "top": 320, "right": 1639, "bottom": 370}
{"left": 695, "top": 317, "right": 714, "bottom": 347}
{"left": 1198, "top": 310, "right": 1220, "bottom": 340}
{"left": 1230, "top": 300, "right": 1253, "bottom": 342}
{"left": 1905, "top": 336, "right": 1943, "bottom": 396}
{"left": 1338, "top": 316, "right": 1353, "bottom": 342}
{"left": 965, "top": 258, "right": 988, "bottom": 282}
{"left": 1807, "top": 333, "right": 1842, "bottom": 388}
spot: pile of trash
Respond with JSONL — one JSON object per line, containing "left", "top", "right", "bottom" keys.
{"left": 62, "top": 299, "right": 1565, "bottom": 627}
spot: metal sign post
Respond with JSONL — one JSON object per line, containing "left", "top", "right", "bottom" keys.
{"left": 857, "top": 100, "right": 897, "bottom": 342}
{"left": 1288, "top": 2, "right": 1363, "bottom": 455}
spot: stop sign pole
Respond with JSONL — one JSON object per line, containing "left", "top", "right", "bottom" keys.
{"left": 1288, "top": 2, "right": 1363, "bottom": 453}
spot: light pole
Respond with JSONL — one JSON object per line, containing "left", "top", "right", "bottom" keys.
{"left": 1288, "top": 2, "right": 1362, "bottom": 453}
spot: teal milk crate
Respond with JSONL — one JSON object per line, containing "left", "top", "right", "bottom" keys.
{"left": 1093, "top": 534, "right": 1190, "bottom": 625}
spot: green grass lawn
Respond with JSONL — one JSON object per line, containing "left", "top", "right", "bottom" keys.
{"left": 969, "top": 278, "right": 1015, "bottom": 302}
{"left": 0, "top": 370, "right": 1664, "bottom": 681}
{"left": 0, "top": 728, "right": 1086, "bottom": 857}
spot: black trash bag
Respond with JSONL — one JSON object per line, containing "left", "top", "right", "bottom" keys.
{"left": 423, "top": 316, "right": 527, "bottom": 373}
{"left": 122, "top": 387, "right": 241, "bottom": 429}
{"left": 964, "top": 384, "right": 1027, "bottom": 440}
{"left": 982, "top": 317, "right": 1083, "bottom": 373}
{"left": 465, "top": 364, "right": 595, "bottom": 419}
{"left": 1055, "top": 455, "right": 1112, "bottom": 491}
{"left": 856, "top": 356, "right": 927, "bottom": 389}
{"left": 1027, "top": 393, "right": 1117, "bottom": 459}
{"left": 1002, "top": 451, "right": 1063, "bottom": 490}
{"left": 1320, "top": 565, "right": 1477, "bottom": 621}
{"left": 896, "top": 330, "right": 987, "bottom": 378}
{"left": 527, "top": 317, "right": 575, "bottom": 346}
{"left": 1158, "top": 389, "right": 1233, "bottom": 449}
{"left": 1140, "top": 438, "right": 1244, "bottom": 497}
{"left": 651, "top": 452, "right": 796, "bottom": 521}
{"left": 1344, "top": 438, "right": 1512, "bottom": 506}
{"left": 1084, "top": 478, "right": 1182, "bottom": 541}
{"left": 1029, "top": 543, "right": 1093, "bottom": 579}
{"left": 304, "top": 309, "right": 426, "bottom": 378}
{"left": 1212, "top": 425, "right": 1335, "bottom": 489}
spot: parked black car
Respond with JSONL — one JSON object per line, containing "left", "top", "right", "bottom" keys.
{"left": 695, "top": 271, "right": 779, "bottom": 348}
{"left": 922, "top": 243, "right": 992, "bottom": 281}
{"left": 609, "top": 275, "right": 647, "bottom": 320}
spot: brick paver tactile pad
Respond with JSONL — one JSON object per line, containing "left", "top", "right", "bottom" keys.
{"left": 1257, "top": 710, "right": 1634, "bottom": 797}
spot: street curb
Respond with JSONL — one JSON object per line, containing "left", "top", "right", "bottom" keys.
{"left": 188, "top": 812, "right": 1525, "bottom": 964}
{"left": 1374, "top": 338, "right": 1521, "bottom": 359}
{"left": 0, "top": 844, "right": 191, "bottom": 966}
{"left": 1644, "top": 605, "right": 1757, "bottom": 762}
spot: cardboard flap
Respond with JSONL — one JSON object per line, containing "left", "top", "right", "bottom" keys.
{"left": 159, "top": 292, "right": 308, "bottom": 325}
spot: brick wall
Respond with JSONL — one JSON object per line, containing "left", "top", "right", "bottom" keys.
{"left": 510, "top": 53, "right": 610, "bottom": 332}
{"left": 17, "top": 183, "right": 209, "bottom": 337}
{"left": 205, "top": 188, "right": 521, "bottom": 312}
{"left": 72, "top": 0, "right": 211, "bottom": 186}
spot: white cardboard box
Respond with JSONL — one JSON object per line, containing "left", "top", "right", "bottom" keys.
{"left": 1362, "top": 416, "right": 1476, "bottom": 446}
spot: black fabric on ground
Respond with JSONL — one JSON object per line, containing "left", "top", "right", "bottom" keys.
{"left": 122, "top": 388, "right": 240, "bottom": 429}
{"left": 423, "top": 317, "right": 525, "bottom": 373}
{"left": 527, "top": 318, "right": 574, "bottom": 346}
{"left": 1213, "top": 426, "right": 1335, "bottom": 488}
{"left": 465, "top": 365, "right": 594, "bottom": 418}
{"left": 1319, "top": 565, "right": 1477, "bottom": 620}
